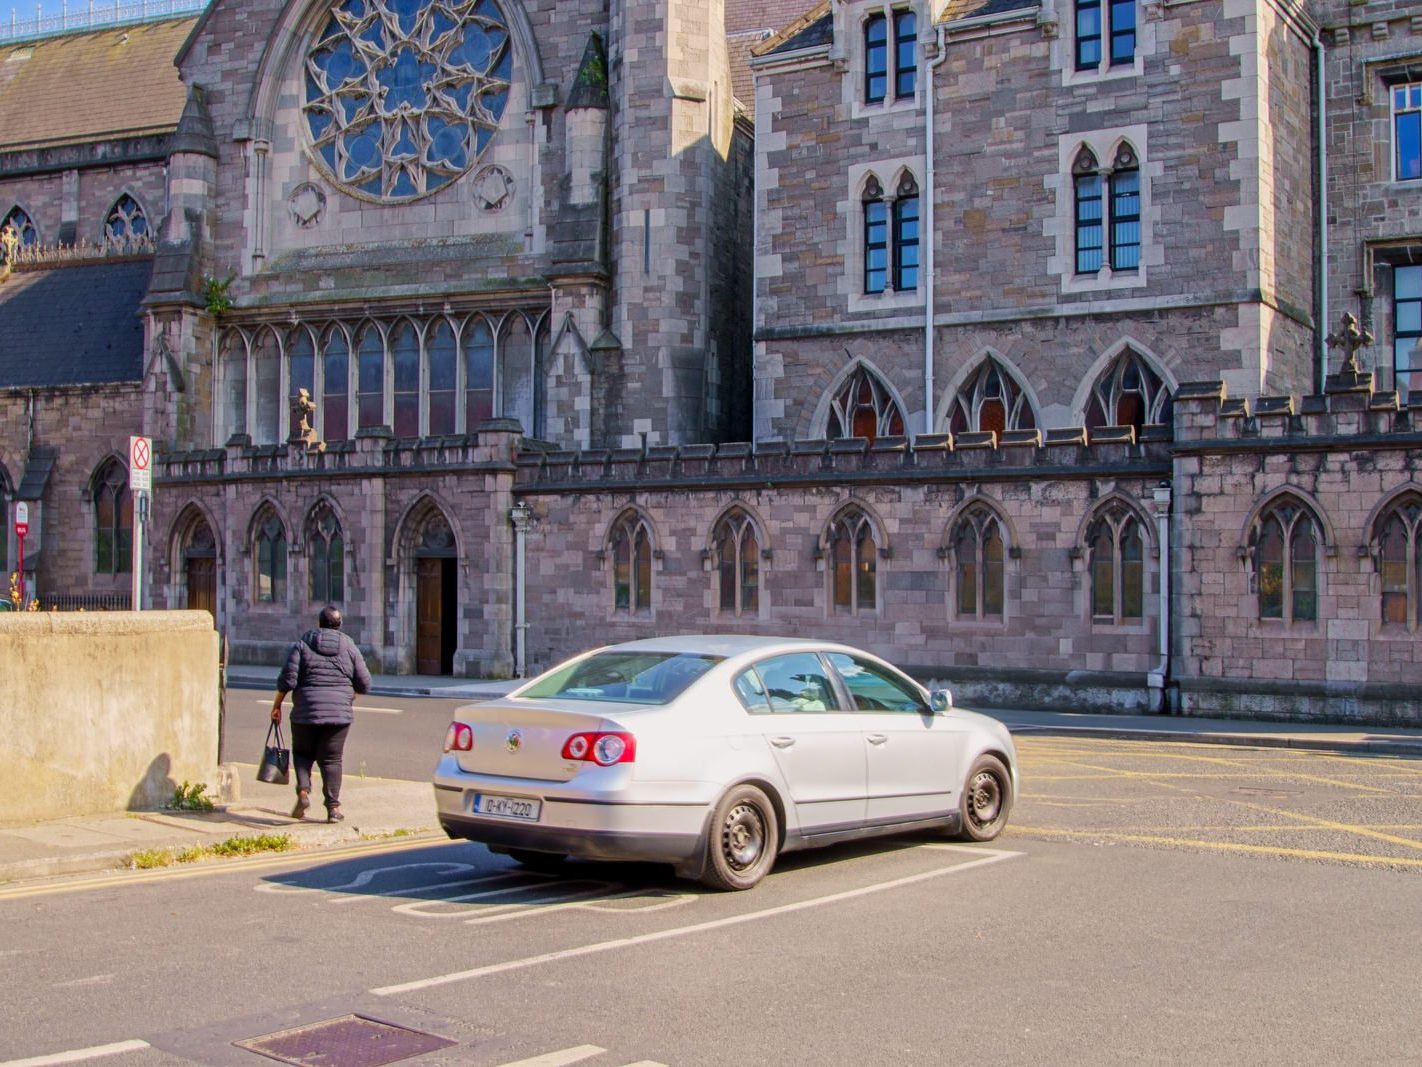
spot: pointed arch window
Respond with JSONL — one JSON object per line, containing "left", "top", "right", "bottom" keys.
{"left": 501, "top": 314, "right": 536, "bottom": 435}
{"left": 1087, "top": 501, "right": 1144, "bottom": 623}
{"left": 0, "top": 206, "right": 37, "bottom": 262}
{"left": 1377, "top": 494, "right": 1422, "bottom": 627}
{"left": 252, "top": 329, "right": 282, "bottom": 444}
{"left": 892, "top": 173, "right": 919, "bottom": 291}
{"left": 863, "top": 176, "right": 888, "bottom": 294}
{"left": 288, "top": 329, "right": 316, "bottom": 440}
{"left": 464, "top": 317, "right": 495, "bottom": 429}
{"left": 308, "top": 505, "right": 345, "bottom": 605}
{"left": 611, "top": 512, "right": 653, "bottom": 613}
{"left": 104, "top": 194, "right": 148, "bottom": 246}
{"left": 321, "top": 327, "right": 350, "bottom": 443}
{"left": 0, "top": 485, "right": 8, "bottom": 574}
{"left": 428, "top": 319, "right": 458, "bottom": 436}
{"left": 951, "top": 506, "right": 1005, "bottom": 620}
{"left": 357, "top": 325, "right": 386, "bottom": 429}
{"left": 1250, "top": 498, "right": 1319, "bottom": 623}
{"left": 948, "top": 360, "right": 1037, "bottom": 436}
{"left": 254, "top": 510, "right": 288, "bottom": 604}
{"left": 828, "top": 365, "right": 904, "bottom": 443}
{"left": 391, "top": 321, "right": 421, "bottom": 437}
{"left": 1073, "top": 149, "right": 1104, "bottom": 273}
{"left": 1085, "top": 350, "right": 1172, "bottom": 434}
{"left": 94, "top": 460, "right": 133, "bottom": 575}
{"left": 220, "top": 332, "right": 248, "bottom": 440}
{"left": 714, "top": 508, "right": 760, "bottom": 617}
{"left": 828, "top": 506, "right": 877, "bottom": 614}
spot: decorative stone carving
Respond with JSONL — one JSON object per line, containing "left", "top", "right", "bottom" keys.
{"left": 287, "top": 183, "right": 327, "bottom": 229}
{"left": 472, "top": 165, "right": 514, "bottom": 211}
{"left": 290, "top": 387, "right": 325, "bottom": 452}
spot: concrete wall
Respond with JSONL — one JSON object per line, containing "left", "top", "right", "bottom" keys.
{"left": 0, "top": 611, "right": 219, "bottom": 823}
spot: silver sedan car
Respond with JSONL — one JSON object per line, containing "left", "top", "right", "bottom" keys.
{"left": 433, "top": 635, "right": 1017, "bottom": 890}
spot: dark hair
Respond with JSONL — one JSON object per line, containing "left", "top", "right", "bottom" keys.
{"left": 318, "top": 606, "right": 343, "bottom": 630}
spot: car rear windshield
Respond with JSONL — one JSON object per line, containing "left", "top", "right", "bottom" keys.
{"left": 519, "top": 652, "right": 723, "bottom": 705}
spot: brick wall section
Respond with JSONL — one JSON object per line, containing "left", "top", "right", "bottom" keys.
{"left": 0, "top": 161, "right": 165, "bottom": 246}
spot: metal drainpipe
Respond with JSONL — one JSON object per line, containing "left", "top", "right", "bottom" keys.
{"left": 923, "top": 21, "right": 949, "bottom": 435}
{"left": 1314, "top": 31, "right": 1328, "bottom": 392}
{"left": 1147, "top": 483, "right": 1172, "bottom": 713}
{"left": 510, "top": 502, "right": 531, "bottom": 677}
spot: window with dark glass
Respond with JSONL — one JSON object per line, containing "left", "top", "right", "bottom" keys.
{"left": 1394, "top": 84, "right": 1422, "bottom": 182}
{"left": 1109, "top": 0, "right": 1135, "bottom": 65}
{"left": 865, "top": 14, "right": 888, "bottom": 103}
{"left": 1085, "top": 349, "right": 1171, "bottom": 434}
{"left": 864, "top": 177, "right": 888, "bottom": 294}
{"left": 828, "top": 365, "right": 905, "bottom": 443}
{"left": 104, "top": 194, "right": 148, "bottom": 245}
{"left": 321, "top": 327, "right": 350, "bottom": 443}
{"left": 253, "top": 330, "right": 282, "bottom": 444}
{"left": 1110, "top": 168, "right": 1140, "bottom": 270}
{"left": 357, "top": 327, "right": 385, "bottom": 429}
{"left": 1377, "top": 494, "right": 1422, "bottom": 628}
{"left": 714, "top": 508, "right": 760, "bottom": 617}
{"left": 1078, "top": 0, "right": 1134, "bottom": 70}
{"left": 611, "top": 513, "right": 652, "bottom": 612}
{"left": 255, "top": 513, "right": 288, "bottom": 604}
{"left": 1252, "top": 499, "right": 1318, "bottom": 623}
{"left": 288, "top": 329, "right": 316, "bottom": 440}
{"left": 1075, "top": 172, "right": 1104, "bottom": 273}
{"left": 894, "top": 10, "right": 917, "bottom": 98}
{"left": 948, "top": 359, "right": 1037, "bottom": 435}
{"left": 428, "top": 320, "right": 458, "bottom": 435}
{"left": 1087, "top": 502, "right": 1143, "bottom": 623}
{"left": 94, "top": 462, "right": 132, "bottom": 575}
{"left": 952, "top": 506, "right": 1005, "bottom": 620}
{"left": 392, "top": 322, "right": 421, "bottom": 437}
{"left": 464, "top": 317, "right": 495, "bottom": 429}
{"left": 308, "top": 507, "right": 345, "bottom": 604}
{"left": 892, "top": 174, "right": 919, "bottom": 291}
{"left": 0, "top": 206, "right": 37, "bottom": 262}
{"left": 825, "top": 652, "right": 926, "bottom": 712}
{"left": 0, "top": 491, "right": 8, "bottom": 573}
{"left": 828, "top": 507, "right": 877, "bottom": 615}
{"left": 1394, "top": 265, "right": 1422, "bottom": 398}
{"left": 752, "top": 653, "right": 841, "bottom": 713}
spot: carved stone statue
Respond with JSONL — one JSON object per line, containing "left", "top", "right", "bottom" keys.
{"left": 291, "top": 388, "right": 324, "bottom": 452}
{"left": 1326, "top": 312, "right": 1373, "bottom": 378}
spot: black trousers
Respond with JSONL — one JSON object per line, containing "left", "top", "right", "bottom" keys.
{"left": 290, "top": 723, "right": 350, "bottom": 809}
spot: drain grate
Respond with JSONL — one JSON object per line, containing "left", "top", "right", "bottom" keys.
{"left": 235, "top": 1014, "right": 457, "bottom": 1066}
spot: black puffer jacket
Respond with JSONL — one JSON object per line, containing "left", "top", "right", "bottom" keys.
{"left": 277, "top": 628, "right": 372, "bottom": 725}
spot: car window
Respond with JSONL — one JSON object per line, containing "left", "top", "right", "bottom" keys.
{"left": 824, "top": 652, "right": 927, "bottom": 713}
{"left": 751, "top": 653, "right": 841, "bottom": 713}
{"left": 520, "top": 651, "right": 723, "bottom": 704}
{"left": 733, "top": 669, "right": 772, "bottom": 714}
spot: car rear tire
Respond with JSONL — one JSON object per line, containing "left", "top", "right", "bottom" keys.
{"left": 700, "top": 784, "right": 779, "bottom": 891}
{"left": 507, "top": 849, "right": 568, "bottom": 873}
{"left": 955, "top": 754, "right": 1012, "bottom": 842}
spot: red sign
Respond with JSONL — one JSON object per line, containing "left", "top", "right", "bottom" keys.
{"left": 13, "top": 501, "right": 28, "bottom": 538}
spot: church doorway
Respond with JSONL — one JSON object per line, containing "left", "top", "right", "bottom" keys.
{"left": 414, "top": 517, "right": 458, "bottom": 675}
{"left": 184, "top": 520, "right": 218, "bottom": 622}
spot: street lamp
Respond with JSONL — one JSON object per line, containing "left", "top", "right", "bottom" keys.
{"left": 510, "top": 502, "right": 532, "bottom": 678}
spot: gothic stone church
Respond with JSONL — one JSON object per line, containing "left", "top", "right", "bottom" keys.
{"left": 2, "top": 0, "right": 1421, "bottom": 725}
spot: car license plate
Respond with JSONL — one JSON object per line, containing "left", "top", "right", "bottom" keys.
{"left": 473, "top": 793, "right": 541, "bottom": 821}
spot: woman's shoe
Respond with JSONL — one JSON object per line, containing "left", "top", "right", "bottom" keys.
{"left": 326, "top": 805, "right": 344, "bottom": 824}
{"left": 291, "top": 791, "right": 310, "bottom": 819}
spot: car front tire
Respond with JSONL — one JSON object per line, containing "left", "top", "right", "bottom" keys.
{"left": 700, "top": 784, "right": 779, "bottom": 891}
{"left": 955, "top": 754, "right": 1012, "bottom": 842}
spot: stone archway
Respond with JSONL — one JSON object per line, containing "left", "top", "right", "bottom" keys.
{"left": 414, "top": 513, "right": 458, "bottom": 675}
{"left": 182, "top": 518, "right": 218, "bottom": 623}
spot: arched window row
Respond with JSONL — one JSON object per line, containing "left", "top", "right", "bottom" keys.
{"left": 218, "top": 309, "right": 549, "bottom": 447}
{"left": 239, "top": 502, "right": 349, "bottom": 607}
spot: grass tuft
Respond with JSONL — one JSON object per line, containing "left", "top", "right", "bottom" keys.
{"left": 127, "top": 833, "right": 294, "bottom": 869}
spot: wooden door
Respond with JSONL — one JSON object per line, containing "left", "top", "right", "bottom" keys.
{"left": 416, "top": 557, "right": 443, "bottom": 674}
{"left": 186, "top": 557, "right": 217, "bottom": 621}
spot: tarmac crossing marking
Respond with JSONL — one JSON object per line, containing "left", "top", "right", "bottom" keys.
{"left": 0, "top": 1040, "right": 151, "bottom": 1066}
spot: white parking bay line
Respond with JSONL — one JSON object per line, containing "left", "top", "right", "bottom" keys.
{"left": 1, "top": 1040, "right": 151, "bottom": 1066}
{"left": 251, "top": 699, "right": 402, "bottom": 714}
{"left": 372, "top": 846, "right": 1020, "bottom": 996}
{"left": 496, "top": 1046, "right": 606, "bottom": 1067}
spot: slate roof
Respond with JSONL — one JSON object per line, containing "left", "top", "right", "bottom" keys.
{"left": 0, "top": 17, "right": 196, "bottom": 151}
{"left": 941, "top": 0, "right": 1038, "bottom": 20}
{"left": 753, "top": 2, "right": 832, "bottom": 59}
{"left": 0, "top": 260, "right": 152, "bottom": 387}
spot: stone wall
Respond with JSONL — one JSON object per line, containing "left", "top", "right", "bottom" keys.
{"left": 0, "top": 611, "right": 219, "bottom": 822}
{"left": 0, "top": 161, "right": 166, "bottom": 246}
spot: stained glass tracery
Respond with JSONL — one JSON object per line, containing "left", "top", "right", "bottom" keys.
{"left": 303, "top": 0, "right": 513, "bottom": 202}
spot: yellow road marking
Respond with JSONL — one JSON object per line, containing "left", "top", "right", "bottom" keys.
{"left": 1014, "top": 826, "right": 1422, "bottom": 867}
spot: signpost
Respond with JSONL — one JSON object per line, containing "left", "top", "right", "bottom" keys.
{"left": 13, "top": 501, "right": 27, "bottom": 608}
{"left": 129, "top": 436, "right": 151, "bottom": 611}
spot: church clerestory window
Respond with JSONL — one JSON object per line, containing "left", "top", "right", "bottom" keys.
{"left": 104, "top": 194, "right": 148, "bottom": 247}
{"left": 827, "top": 365, "right": 904, "bottom": 443}
{"left": 303, "top": 0, "right": 513, "bottom": 202}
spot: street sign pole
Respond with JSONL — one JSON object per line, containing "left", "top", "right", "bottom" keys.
{"left": 13, "top": 501, "right": 28, "bottom": 609}
{"left": 129, "top": 436, "right": 153, "bottom": 612}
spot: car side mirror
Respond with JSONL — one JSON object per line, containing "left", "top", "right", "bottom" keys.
{"left": 930, "top": 688, "right": 952, "bottom": 713}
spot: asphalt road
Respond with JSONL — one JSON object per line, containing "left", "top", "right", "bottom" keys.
{"left": 3, "top": 730, "right": 1420, "bottom": 1066}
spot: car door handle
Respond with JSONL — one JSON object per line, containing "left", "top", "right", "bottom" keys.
{"left": 770, "top": 736, "right": 796, "bottom": 749}
{"left": 867, "top": 734, "right": 888, "bottom": 745}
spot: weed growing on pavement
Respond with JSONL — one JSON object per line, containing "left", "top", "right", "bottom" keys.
{"left": 359, "top": 828, "right": 419, "bottom": 841}
{"left": 127, "top": 833, "right": 294, "bottom": 869}
{"left": 167, "top": 781, "right": 216, "bottom": 812}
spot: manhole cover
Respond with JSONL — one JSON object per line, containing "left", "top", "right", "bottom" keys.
{"left": 235, "top": 1014, "right": 457, "bottom": 1066}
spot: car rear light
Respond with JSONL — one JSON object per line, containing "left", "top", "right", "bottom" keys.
{"left": 561, "top": 731, "right": 636, "bottom": 766}
{"left": 443, "top": 722, "right": 473, "bottom": 753}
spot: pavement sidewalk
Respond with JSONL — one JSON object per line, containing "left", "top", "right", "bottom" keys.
{"left": 4, "top": 671, "right": 1421, "bottom": 889}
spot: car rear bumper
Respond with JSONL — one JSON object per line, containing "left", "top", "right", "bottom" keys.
{"left": 437, "top": 810, "right": 703, "bottom": 866}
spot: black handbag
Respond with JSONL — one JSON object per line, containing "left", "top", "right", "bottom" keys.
{"left": 257, "top": 722, "right": 291, "bottom": 785}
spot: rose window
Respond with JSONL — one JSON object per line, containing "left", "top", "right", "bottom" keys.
{"left": 303, "top": 0, "right": 512, "bottom": 202}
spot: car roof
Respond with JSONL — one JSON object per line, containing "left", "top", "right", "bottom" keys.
{"left": 593, "top": 634, "right": 860, "bottom": 663}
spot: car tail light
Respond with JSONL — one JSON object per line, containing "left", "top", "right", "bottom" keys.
{"left": 443, "top": 722, "right": 474, "bottom": 753}
{"left": 561, "top": 732, "right": 636, "bottom": 766}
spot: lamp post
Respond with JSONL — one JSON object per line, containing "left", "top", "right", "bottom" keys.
{"left": 509, "top": 502, "right": 531, "bottom": 678}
